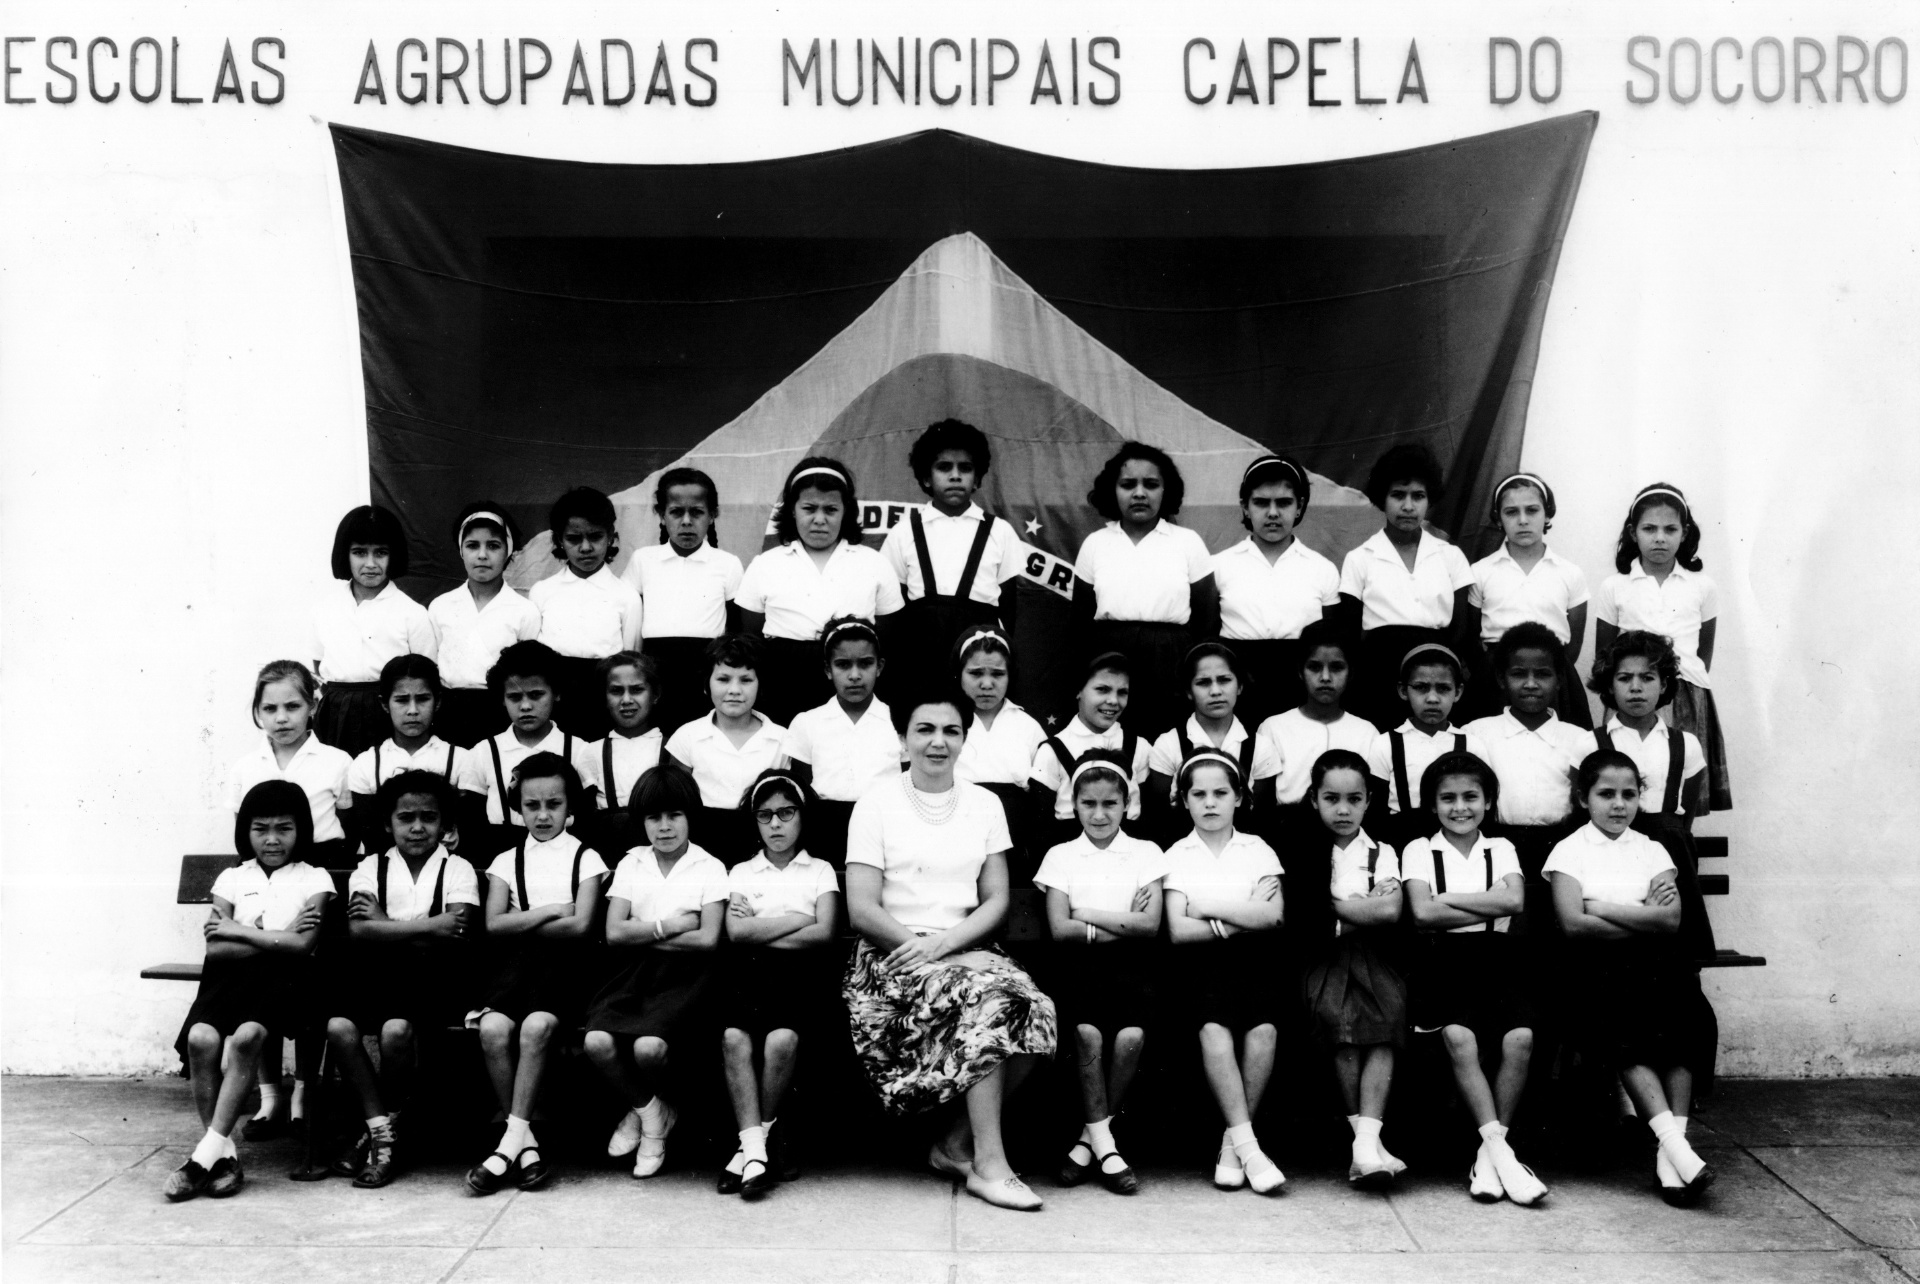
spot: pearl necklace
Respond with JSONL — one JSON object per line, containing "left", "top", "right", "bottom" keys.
{"left": 902, "top": 774, "right": 960, "bottom": 826}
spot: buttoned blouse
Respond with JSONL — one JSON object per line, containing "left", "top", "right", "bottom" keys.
{"left": 1256, "top": 709, "right": 1381, "bottom": 805}
{"left": 780, "top": 699, "right": 901, "bottom": 803}
{"left": 880, "top": 504, "right": 1027, "bottom": 604}
{"left": 310, "top": 582, "right": 436, "bottom": 684}
{"left": 607, "top": 843, "right": 729, "bottom": 921}
{"left": 1162, "top": 829, "right": 1284, "bottom": 903}
{"left": 1469, "top": 544, "right": 1589, "bottom": 646}
{"left": 211, "top": 859, "right": 335, "bottom": 931}
{"left": 735, "top": 541, "right": 904, "bottom": 641}
{"left": 1462, "top": 711, "right": 1597, "bottom": 827}
{"left": 1594, "top": 562, "right": 1719, "bottom": 689}
{"left": 1147, "top": 717, "right": 1282, "bottom": 802}
{"left": 1598, "top": 715, "right": 1706, "bottom": 816}
{"left": 1033, "top": 832, "right": 1169, "bottom": 915}
{"left": 664, "top": 713, "right": 789, "bottom": 809}
{"left": 1400, "top": 832, "right": 1521, "bottom": 933}
{"left": 347, "top": 847, "right": 481, "bottom": 919}
{"left": 1543, "top": 823, "right": 1675, "bottom": 907}
{"left": 226, "top": 734, "right": 352, "bottom": 843}
{"left": 1073, "top": 521, "right": 1213, "bottom": 624}
{"left": 529, "top": 565, "right": 643, "bottom": 659}
{"left": 1363, "top": 722, "right": 1493, "bottom": 814}
{"left": 621, "top": 542, "right": 743, "bottom": 639}
{"left": 346, "top": 737, "right": 462, "bottom": 799}
{"left": 483, "top": 831, "right": 609, "bottom": 911}
{"left": 452, "top": 726, "right": 600, "bottom": 826}
{"left": 1329, "top": 834, "right": 1401, "bottom": 935}
{"left": 728, "top": 850, "right": 841, "bottom": 921}
{"left": 955, "top": 703, "right": 1048, "bottom": 788}
{"left": 587, "top": 729, "right": 665, "bottom": 811}
{"left": 1338, "top": 529, "right": 1474, "bottom": 631}
{"left": 1212, "top": 537, "right": 1341, "bottom": 641}
{"left": 427, "top": 584, "right": 542, "bottom": 690}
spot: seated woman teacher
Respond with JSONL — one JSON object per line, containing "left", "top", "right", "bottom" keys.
{"left": 842, "top": 690, "right": 1059, "bottom": 1212}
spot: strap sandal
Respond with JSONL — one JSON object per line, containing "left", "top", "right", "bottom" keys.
{"left": 1057, "top": 1142, "right": 1095, "bottom": 1187}
{"left": 739, "top": 1156, "right": 774, "bottom": 1198}
{"left": 716, "top": 1150, "right": 745, "bottom": 1195}
{"left": 515, "top": 1147, "right": 553, "bottom": 1192}
{"left": 465, "top": 1152, "right": 514, "bottom": 1196}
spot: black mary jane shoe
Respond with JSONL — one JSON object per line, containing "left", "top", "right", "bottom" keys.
{"left": 465, "top": 1153, "right": 514, "bottom": 1196}
{"left": 1057, "top": 1146, "right": 1095, "bottom": 1188}
{"left": 739, "top": 1157, "right": 775, "bottom": 1199}
{"left": 716, "top": 1162, "right": 744, "bottom": 1196}
{"left": 206, "top": 1156, "right": 245, "bottom": 1198}
{"left": 1665, "top": 1164, "right": 1716, "bottom": 1207}
{"left": 1097, "top": 1156, "right": 1140, "bottom": 1195}
{"left": 162, "top": 1159, "right": 212, "bottom": 1202}
{"left": 515, "top": 1148, "right": 553, "bottom": 1192}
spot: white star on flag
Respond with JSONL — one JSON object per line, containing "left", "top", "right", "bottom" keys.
{"left": 1024, "top": 516, "right": 1043, "bottom": 536}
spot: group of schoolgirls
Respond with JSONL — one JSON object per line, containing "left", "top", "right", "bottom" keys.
{"left": 172, "top": 416, "right": 1727, "bottom": 1210}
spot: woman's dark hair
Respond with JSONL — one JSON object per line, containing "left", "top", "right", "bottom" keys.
{"left": 1488, "top": 621, "right": 1567, "bottom": 684}
{"left": 506, "top": 751, "right": 586, "bottom": 815}
{"left": 1183, "top": 641, "right": 1246, "bottom": 687}
{"left": 379, "top": 653, "right": 443, "bottom": 702}
{"left": 548, "top": 486, "right": 617, "bottom": 541}
{"left": 706, "top": 632, "right": 762, "bottom": 676}
{"left": 487, "top": 641, "right": 566, "bottom": 701}
{"left": 1307, "top": 748, "right": 1372, "bottom": 798}
{"left": 1419, "top": 751, "right": 1500, "bottom": 817}
{"left": 908, "top": 419, "right": 992, "bottom": 491}
{"left": 1587, "top": 629, "right": 1682, "bottom": 710}
{"left": 1614, "top": 483, "right": 1704, "bottom": 574}
{"left": 1238, "top": 454, "right": 1312, "bottom": 528}
{"left": 1363, "top": 443, "right": 1445, "bottom": 511}
{"left": 890, "top": 689, "right": 976, "bottom": 737}
{"left": 375, "top": 769, "right": 460, "bottom": 826}
{"left": 234, "top": 779, "right": 314, "bottom": 863}
{"left": 251, "top": 660, "right": 318, "bottom": 725}
{"left": 1575, "top": 748, "right": 1645, "bottom": 800}
{"left": 654, "top": 467, "right": 721, "bottom": 546}
{"left": 331, "top": 505, "right": 409, "bottom": 580}
{"left": 1177, "top": 749, "right": 1246, "bottom": 799}
{"left": 820, "top": 614, "right": 882, "bottom": 663}
{"left": 454, "top": 500, "right": 522, "bottom": 557}
{"left": 595, "top": 650, "right": 658, "bottom": 693}
{"left": 629, "top": 761, "right": 702, "bottom": 819}
{"left": 1088, "top": 442, "right": 1185, "bottom": 522}
{"left": 774, "top": 455, "right": 863, "bottom": 546}
{"left": 739, "top": 767, "right": 818, "bottom": 815}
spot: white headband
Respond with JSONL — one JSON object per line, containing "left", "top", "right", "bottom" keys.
{"left": 958, "top": 628, "right": 1008, "bottom": 657}
{"left": 790, "top": 465, "right": 849, "bottom": 490}
{"left": 1068, "top": 757, "right": 1133, "bottom": 800}
{"left": 1242, "top": 454, "right": 1308, "bottom": 492}
{"left": 751, "top": 774, "right": 805, "bottom": 809}
{"left": 1634, "top": 484, "right": 1690, "bottom": 517}
{"left": 1179, "top": 749, "right": 1243, "bottom": 785}
{"left": 459, "top": 511, "right": 513, "bottom": 558}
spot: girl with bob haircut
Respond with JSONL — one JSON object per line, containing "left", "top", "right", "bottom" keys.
{"left": 315, "top": 504, "right": 436, "bottom": 757}
{"left": 736, "top": 456, "right": 903, "bottom": 725}
{"left": 1072, "top": 442, "right": 1219, "bottom": 739}
{"left": 429, "top": 501, "right": 541, "bottom": 748}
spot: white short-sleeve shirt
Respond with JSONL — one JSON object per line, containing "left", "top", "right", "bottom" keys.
{"left": 1212, "top": 537, "right": 1341, "bottom": 641}
{"left": 1162, "top": 829, "right": 1284, "bottom": 904}
{"left": 1338, "top": 529, "right": 1474, "bottom": 631}
{"left": 1148, "top": 717, "right": 1282, "bottom": 803}
{"left": 211, "top": 859, "right": 336, "bottom": 931}
{"left": 880, "top": 504, "right": 1026, "bottom": 605}
{"left": 1033, "top": 832, "right": 1169, "bottom": 915}
{"left": 621, "top": 543, "right": 743, "bottom": 640}
{"left": 607, "top": 843, "right": 729, "bottom": 921}
{"left": 484, "top": 831, "right": 610, "bottom": 912}
{"left": 728, "top": 850, "right": 841, "bottom": 921}
{"left": 1073, "top": 521, "right": 1214, "bottom": 625}
{"left": 1400, "top": 832, "right": 1522, "bottom": 933}
{"left": 780, "top": 699, "right": 900, "bottom": 803}
{"left": 1257, "top": 709, "right": 1382, "bottom": 805}
{"left": 310, "top": 582, "right": 437, "bottom": 684}
{"left": 735, "top": 541, "right": 905, "bottom": 641}
{"left": 1597, "top": 715, "right": 1706, "bottom": 816}
{"left": 1470, "top": 545, "right": 1590, "bottom": 646}
{"left": 956, "top": 703, "right": 1047, "bottom": 788}
{"left": 1364, "top": 723, "right": 1493, "bottom": 814}
{"left": 347, "top": 847, "right": 481, "bottom": 919}
{"left": 1594, "top": 562, "right": 1719, "bottom": 689}
{"left": 1331, "top": 834, "right": 1402, "bottom": 903}
{"left": 347, "top": 737, "right": 463, "bottom": 799}
{"left": 845, "top": 777, "right": 1010, "bottom": 934}
{"left": 452, "top": 725, "right": 600, "bottom": 826}
{"left": 587, "top": 729, "right": 664, "bottom": 811}
{"left": 665, "top": 713, "right": 788, "bottom": 809}
{"left": 1029, "top": 717, "right": 1154, "bottom": 820}
{"left": 1543, "top": 823, "right": 1675, "bottom": 907}
{"left": 227, "top": 735, "right": 353, "bottom": 844}
{"left": 529, "top": 565, "right": 643, "bottom": 659}
{"left": 427, "top": 584, "right": 542, "bottom": 691}
{"left": 1462, "top": 711, "right": 1598, "bottom": 827}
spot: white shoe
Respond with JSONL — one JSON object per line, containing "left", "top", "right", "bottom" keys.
{"left": 1377, "top": 1140, "right": 1408, "bottom": 1177}
{"left": 1243, "top": 1147, "right": 1286, "bottom": 1195}
{"left": 631, "top": 1101, "right": 677, "bottom": 1178}
{"left": 1348, "top": 1139, "right": 1393, "bottom": 1192}
{"left": 607, "top": 1108, "right": 643, "bottom": 1159}
{"left": 1468, "top": 1142, "right": 1505, "bottom": 1202}
{"left": 1486, "top": 1137, "right": 1548, "bottom": 1206}
{"left": 1212, "top": 1142, "right": 1246, "bottom": 1191}
{"left": 966, "top": 1171, "right": 1043, "bottom": 1210}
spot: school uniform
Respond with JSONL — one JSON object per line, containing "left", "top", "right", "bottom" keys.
{"left": 587, "top": 844, "right": 729, "bottom": 1042}
{"left": 1301, "top": 833, "right": 1408, "bottom": 1049}
{"left": 1595, "top": 562, "right": 1730, "bottom": 809}
{"left": 227, "top": 735, "right": 354, "bottom": 868}
{"left": 1032, "top": 833, "right": 1168, "bottom": 1034}
{"left": 1462, "top": 709, "right": 1596, "bottom": 878}
{"left": 1363, "top": 722, "right": 1492, "bottom": 851}
{"left": 1257, "top": 708, "right": 1382, "bottom": 807}
{"left": 427, "top": 583, "right": 542, "bottom": 747}
{"left": 311, "top": 582, "right": 437, "bottom": 757}
{"left": 1073, "top": 520, "right": 1214, "bottom": 738}
{"left": 723, "top": 850, "right": 842, "bottom": 1038}
{"left": 1145, "top": 716, "right": 1281, "bottom": 844}
{"left": 334, "top": 846, "right": 481, "bottom": 1031}
{"left": 735, "top": 540, "right": 905, "bottom": 725}
{"left": 1543, "top": 824, "right": 1717, "bottom": 1076}
{"left": 622, "top": 542, "right": 744, "bottom": 734}
{"left": 582, "top": 728, "right": 664, "bottom": 853}
{"left": 1212, "top": 536, "right": 1341, "bottom": 725}
{"left": 1161, "top": 830, "right": 1285, "bottom": 1032}
{"left": 344, "top": 736, "right": 464, "bottom": 854}
{"left": 780, "top": 698, "right": 900, "bottom": 867}
{"left": 450, "top": 726, "right": 598, "bottom": 860}
{"left": 878, "top": 503, "right": 1025, "bottom": 696}
{"left": 529, "top": 565, "right": 644, "bottom": 740}
{"left": 955, "top": 703, "right": 1047, "bottom": 881}
{"left": 1466, "top": 544, "right": 1591, "bottom": 725}
{"left": 475, "top": 832, "right": 610, "bottom": 1025}
{"left": 1400, "top": 832, "right": 1536, "bottom": 1046}
{"left": 664, "top": 712, "right": 787, "bottom": 864}
{"left": 176, "top": 859, "right": 336, "bottom": 1065}
{"left": 1594, "top": 714, "right": 1715, "bottom": 960}
{"left": 1029, "top": 716, "right": 1154, "bottom": 862}
{"left": 1338, "top": 529, "right": 1474, "bottom": 729}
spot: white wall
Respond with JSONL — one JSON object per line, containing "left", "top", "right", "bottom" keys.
{"left": 3, "top": 0, "right": 1916, "bottom": 1073}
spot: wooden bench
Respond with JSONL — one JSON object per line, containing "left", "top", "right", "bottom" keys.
{"left": 141, "top": 856, "right": 352, "bottom": 982}
{"left": 1696, "top": 836, "right": 1766, "bottom": 968}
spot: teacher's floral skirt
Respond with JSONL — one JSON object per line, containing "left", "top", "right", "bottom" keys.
{"left": 843, "top": 940, "right": 1057, "bottom": 1116}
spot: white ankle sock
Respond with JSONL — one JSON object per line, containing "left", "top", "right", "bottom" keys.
{"left": 223, "top": 1133, "right": 238, "bottom": 1160}
{"left": 1346, "top": 1113, "right": 1361, "bottom": 1134}
{"left": 252, "top": 1082, "right": 282, "bottom": 1120}
{"left": 1352, "top": 1116, "right": 1385, "bottom": 1167}
{"left": 1479, "top": 1121, "right": 1508, "bottom": 1142}
{"left": 1087, "top": 1116, "right": 1116, "bottom": 1158}
{"left": 739, "top": 1125, "right": 767, "bottom": 1164}
{"left": 1225, "top": 1122, "right": 1261, "bottom": 1163}
{"left": 1648, "top": 1111, "right": 1705, "bottom": 1183}
{"left": 191, "top": 1128, "right": 228, "bottom": 1169}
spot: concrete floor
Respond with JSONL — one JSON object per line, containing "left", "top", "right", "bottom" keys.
{"left": 2, "top": 1075, "right": 1916, "bottom": 1283}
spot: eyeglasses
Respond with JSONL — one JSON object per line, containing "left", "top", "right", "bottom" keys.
{"left": 753, "top": 806, "right": 799, "bottom": 825}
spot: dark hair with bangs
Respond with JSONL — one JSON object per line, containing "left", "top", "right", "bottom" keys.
{"left": 1575, "top": 748, "right": 1645, "bottom": 800}
{"left": 506, "top": 751, "right": 586, "bottom": 815}
{"left": 1419, "top": 751, "right": 1500, "bottom": 817}
{"left": 739, "top": 768, "right": 818, "bottom": 815}
{"left": 596, "top": 650, "right": 658, "bottom": 692}
{"left": 705, "top": 632, "right": 762, "bottom": 677}
{"left": 234, "top": 779, "right": 314, "bottom": 863}
{"left": 909, "top": 420, "right": 992, "bottom": 491}
{"left": 487, "top": 641, "right": 566, "bottom": 701}
{"left": 1363, "top": 443, "right": 1445, "bottom": 512}
{"left": 331, "top": 505, "right": 409, "bottom": 580}
{"left": 1088, "top": 442, "right": 1185, "bottom": 522}
{"left": 379, "top": 653, "right": 443, "bottom": 702}
{"left": 376, "top": 769, "right": 460, "bottom": 825}
{"left": 629, "top": 761, "right": 702, "bottom": 819}
{"left": 1614, "top": 483, "right": 1704, "bottom": 574}
{"left": 654, "top": 468, "right": 721, "bottom": 546}
{"left": 775, "top": 456, "right": 863, "bottom": 546}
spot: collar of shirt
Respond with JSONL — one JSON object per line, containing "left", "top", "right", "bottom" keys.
{"left": 1361, "top": 527, "right": 1447, "bottom": 567}
{"left": 609, "top": 727, "right": 665, "bottom": 748}
{"left": 524, "top": 830, "right": 582, "bottom": 859}
{"left": 1392, "top": 719, "right": 1461, "bottom": 740}
{"left": 1487, "top": 709, "right": 1565, "bottom": 739}
{"left": 1065, "top": 716, "right": 1125, "bottom": 745}
{"left": 1166, "top": 829, "right": 1260, "bottom": 860}
{"left": 694, "top": 712, "right": 783, "bottom": 747}
{"left": 1102, "top": 518, "right": 1175, "bottom": 543}
{"left": 258, "top": 733, "right": 328, "bottom": 768}
{"left": 561, "top": 564, "right": 619, "bottom": 588}
{"left": 1182, "top": 715, "right": 1247, "bottom": 751}
{"left": 740, "top": 850, "right": 820, "bottom": 875}
{"left": 1602, "top": 713, "right": 1664, "bottom": 744}
{"left": 1627, "top": 559, "right": 1697, "bottom": 587}
{"left": 1224, "top": 535, "right": 1311, "bottom": 565}
{"left": 920, "top": 502, "right": 986, "bottom": 525}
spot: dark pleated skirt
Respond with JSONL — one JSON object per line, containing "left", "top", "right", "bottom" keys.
{"left": 1047, "top": 939, "right": 1159, "bottom": 1036}
{"left": 723, "top": 945, "right": 840, "bottom": 1039}
{"left": 1168, "top": 932, "right": 1285, "bottom": 1033}
{"left": 1225, "top": 636, "right": 1306, "bottom": 730}
{"left": 1353, "top": 625, "right": 1446, "bottom": 730}
{"left": 478, "top": 938, "right": 595, "bottom": 1026}
{"left": 1671, "top": 681, "right": 1733, "bottom": 812}
{"left": 754, "top": 636, "right": 831, "bottom": 729}
{"left": 329, "top": 939, "right": 476, "bottom": 1033}
{"left": 176, "top": 955, "right": 318, "bottom": 1066}
{"left": 1409, "top": 930, "right": 1539, "bottom": 1049}
{"left": 436, "top": 687, "right": 506, "bottom": 749}
{"left": 586, "top": 947, "right": 716, "bottom": 1043}
{"left": 643, "top": 635, "right": 719, "bottom": 736}
{"left": 315, "top": 682, "right": 387, "bottom": 758}
{"left": 1302, "top": 931, "right": 1407, "bottom": 1049}
{"left": 1561, "top": 937, "right": 1717, "bottom": 1077}
{"left": 1089, "top": 620, "right": 1192, "bottom": 741}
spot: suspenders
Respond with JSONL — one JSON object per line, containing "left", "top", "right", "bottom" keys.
{"left": 908, "top": 509, "right": 995, "bottom": 604}
{"left": 1047, "top": 731, "right": 1140, "bottom": 785}
{"left": 1594, "top": 722, "right": 1685, "bottom": 814}
{"left": 513, "top": 837, "right": 588, "bottom": 911}
{"left": 1389, "top": 730, "right": 1466, "bottom": 813}
{"left": 376, "top": 853, "right": 448, "bottom": 917}
{"left": 603, "top": 739, "right": 618, "bottom": 811}
{"left": 1175, "top": 725, "right": 1256, "bottom": 788}
{"left": 375, "top": 742, "right": 459, "bottom": 786}
{"left": 1428, "top": 838, "right": 1498, "bottom": 931}
{"left": 491, "top": 733, "right": 575, "bottom": 825}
